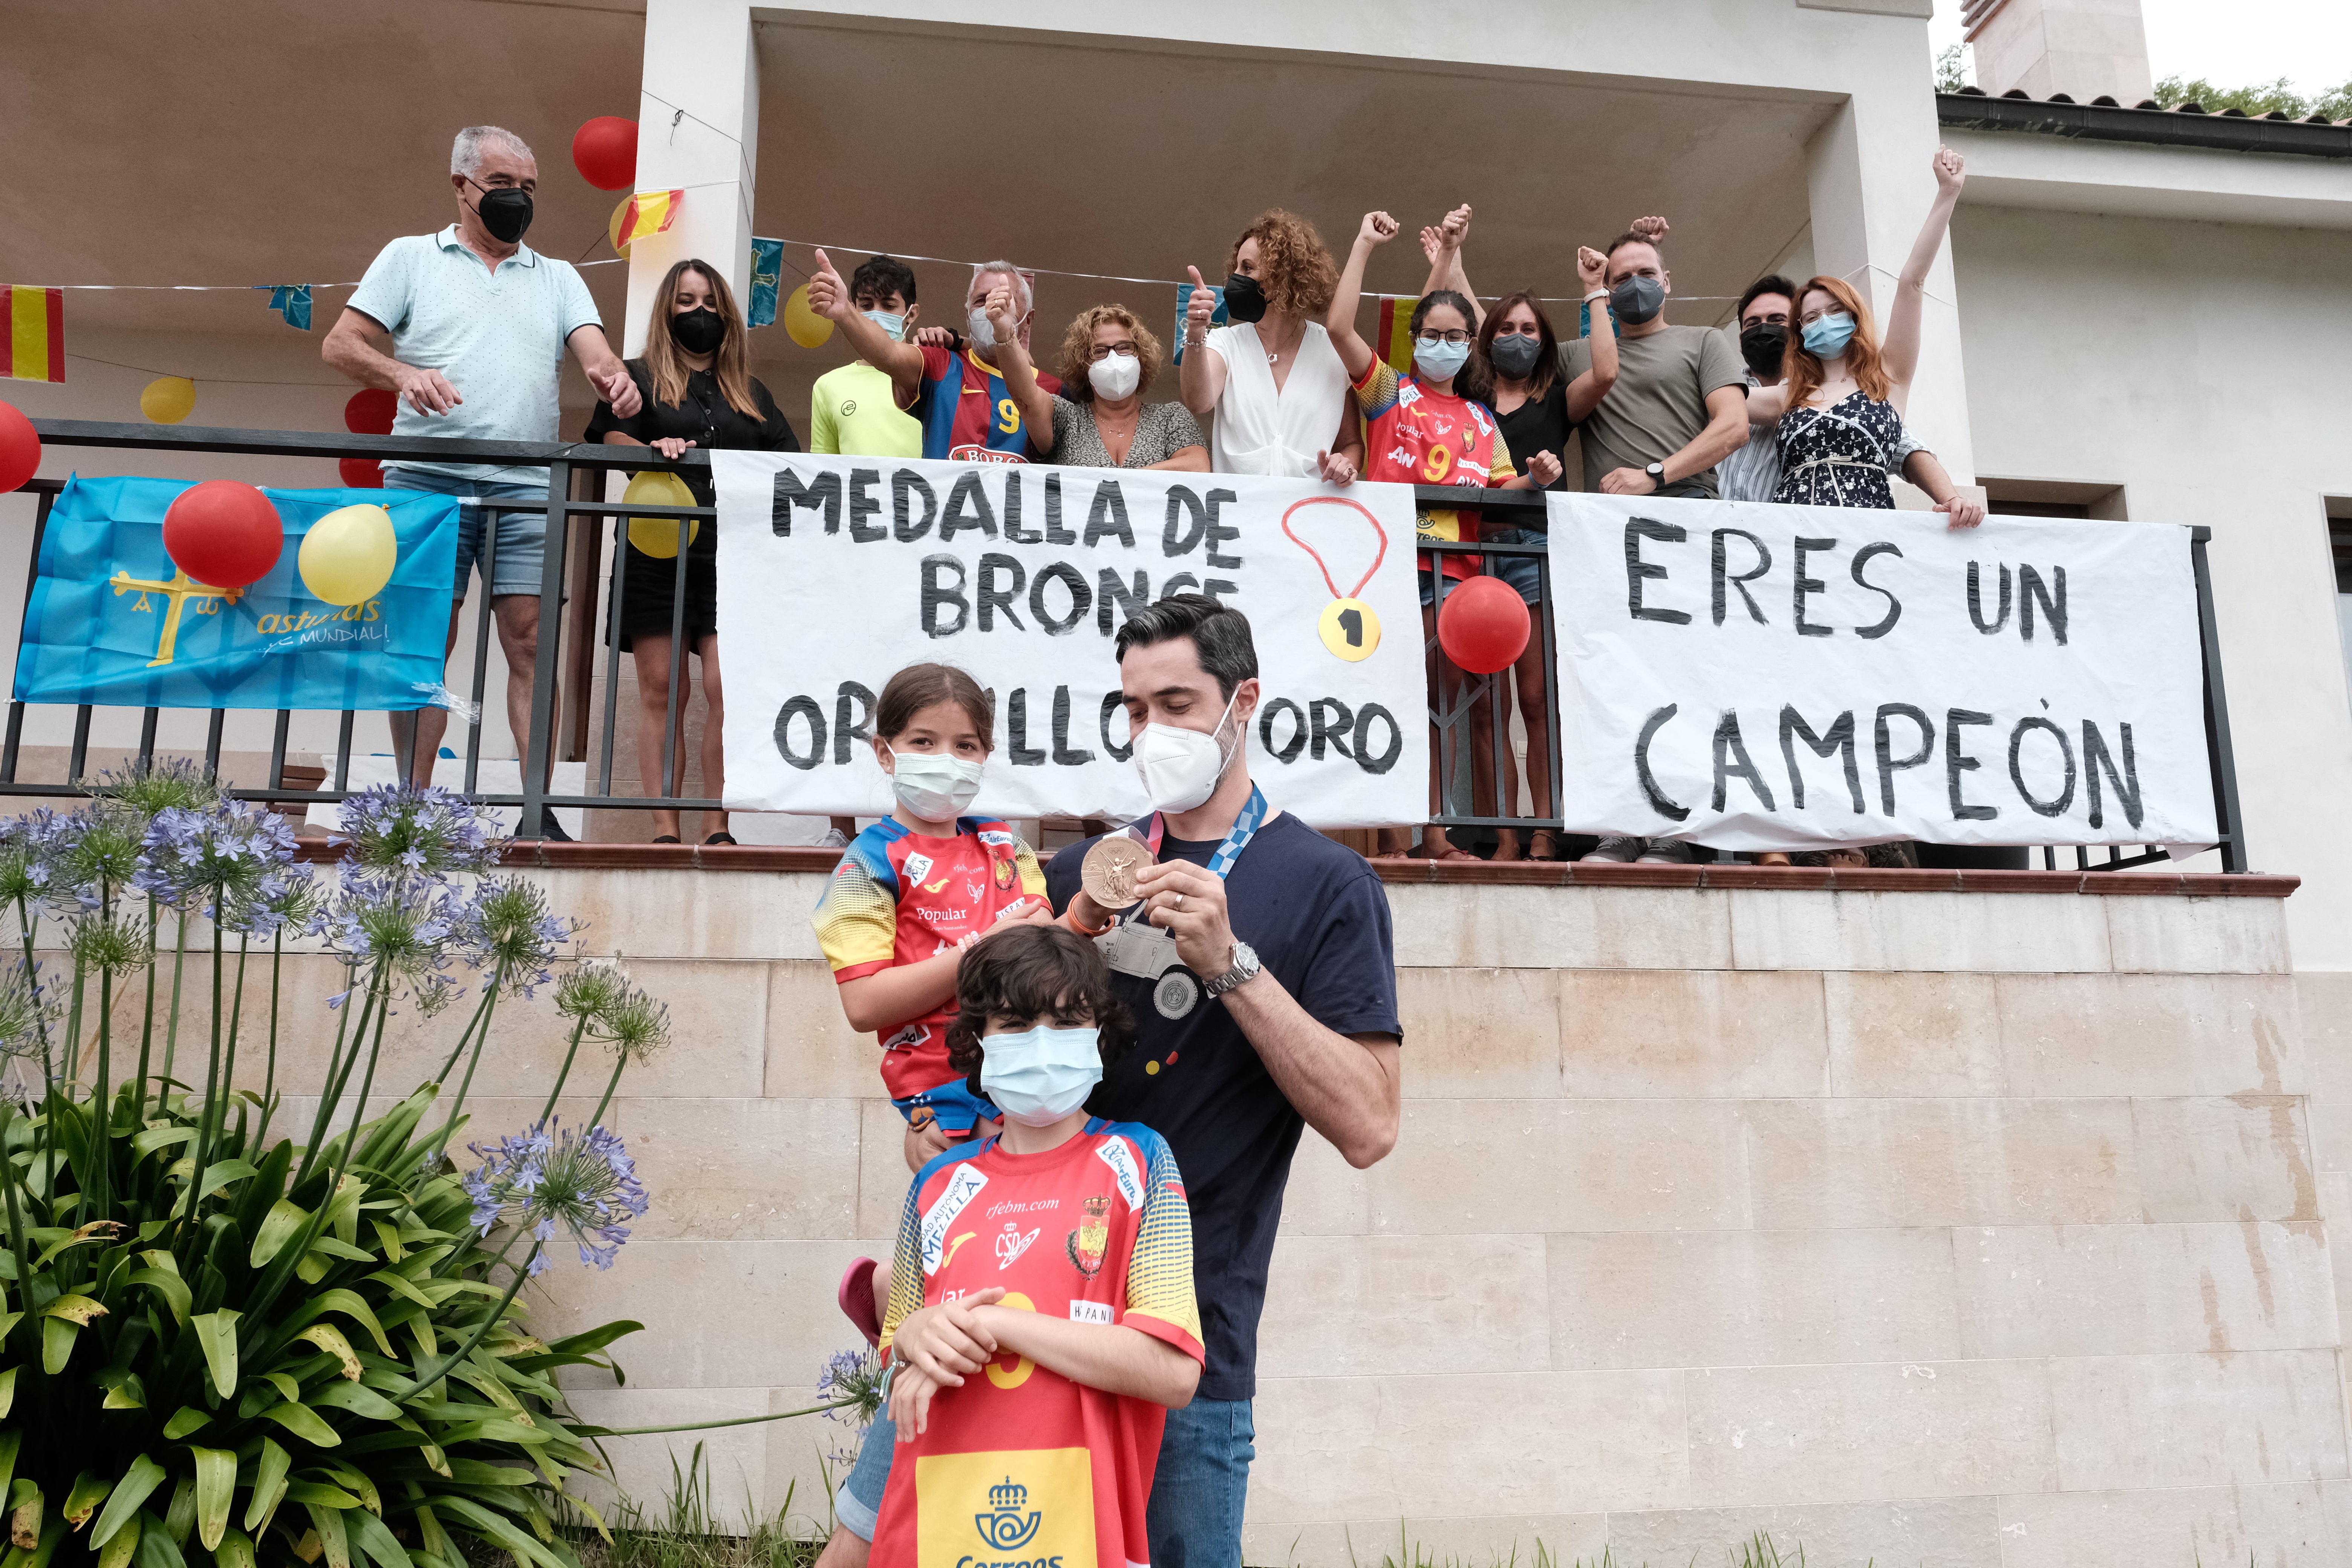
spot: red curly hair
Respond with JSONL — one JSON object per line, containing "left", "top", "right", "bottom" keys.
{"left": 1225, "top": 208, "right": 1340, "bottom": 318}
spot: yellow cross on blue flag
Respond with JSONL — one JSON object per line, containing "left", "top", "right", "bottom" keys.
{"left": 12, "top": 476, "right": 459, "bottom": 709}
{"left": 256, "top": 284, "right": 312, "bottom": 330}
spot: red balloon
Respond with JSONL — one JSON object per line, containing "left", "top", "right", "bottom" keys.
{"left": 571, "top": 116, "right": 638, "bottom": 191}
{"left": 338, "top": 458, "right": 384, "bottom": 489}
{"left": 1436, "top": 573, "right": 1531, "bottom": 674}
{"left": 0, "top": 400, "right": 38, "bottom": 494}
{"left": 162, "top": 480, "right": 283, "bottom": 590}
{"left": 344, "top": 388, "right": 397, "bottom": 435}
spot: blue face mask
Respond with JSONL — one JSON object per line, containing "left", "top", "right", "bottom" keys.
{"left": 1802, "top": 312, "right": 1857, "bottom": 358}
{"left": 862, "top": 309, "right": 906, "bottom": 340}
{"left": 979, "top": 1025, "right": 1102, "bottom": 1127}
{"left": 1413, "top": 338, "right": 1471, "bottom": 382}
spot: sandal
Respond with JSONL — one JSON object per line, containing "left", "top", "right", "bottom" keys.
{"left": 1431, "top": 846, "right": 1481, "bottom": 862}
{"left": 1530, "top": 830, "right": 1561, "bottom": 861}
{"left": 651, "top": 835, "right": 682, "bottom": 844}
{"left": 836, "top": 1256, "right": 882, "bottom": 1349}
{"left": 703, "top": 832, "right": 738, "bottom": 846}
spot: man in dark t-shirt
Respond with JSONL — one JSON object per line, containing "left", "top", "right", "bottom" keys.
{"left": 816, "top": 596, "right": 1401, "bottom": 1568}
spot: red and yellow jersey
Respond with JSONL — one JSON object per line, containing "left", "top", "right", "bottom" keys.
{"left": 1353, "top": 361, "right": 1517, "bottom": 580}
{"left": 916, "top": 346, "right": 1064, "bottom": 465}
{"left": 810, "top": 816, "right": 1047, "bottom": 1102}
{"left": 872, "top": 1121, "right": 1204, "bottom": 1568}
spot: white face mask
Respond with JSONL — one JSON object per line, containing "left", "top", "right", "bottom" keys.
{"left": 1087, "top": 352, "right": 1142, "bottom": 401}
{"left": 1132, "top": 691, "right": 1240, "bottom": 815}
{"left": 884, "top": 744, "right": 983, "bottom": 822}
{"left": 966, "top": 306, "right": 998, "bottom": 355}
{"left": 980, "top": 1025, "right": 1103, "bottom": 1127}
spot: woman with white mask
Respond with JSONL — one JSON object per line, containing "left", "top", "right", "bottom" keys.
{"left": 989, "top": 300, "right": 1209, "bottom": 472}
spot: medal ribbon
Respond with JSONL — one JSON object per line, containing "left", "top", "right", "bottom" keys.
{"left": 1281, "top": 497, "right": 1387, "bottom": 600}
{"left": 1121, "top": 782, "right": 1269, "bottom": 882}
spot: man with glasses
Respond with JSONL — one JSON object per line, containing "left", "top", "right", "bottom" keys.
{"left": 324, "top": 125, "right": 639, "bottom": 835}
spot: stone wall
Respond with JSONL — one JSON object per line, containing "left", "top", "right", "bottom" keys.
{"left": 163, "top": 856, "right": 2339, "bottom": 1566}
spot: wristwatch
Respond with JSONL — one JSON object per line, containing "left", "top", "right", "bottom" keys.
{"left": 1645, "top": 461, "right": 1668, "bottom": 493}
{"left": 1202, "top": 941, "right": 1261, "bottom": 1000}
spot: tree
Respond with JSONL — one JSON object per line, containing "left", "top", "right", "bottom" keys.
{"left": 2152, "top": 73, "right": 2352, "bottom": 120}
{"left": 1935, "top": 43, "right": 1972, "bottom": 93}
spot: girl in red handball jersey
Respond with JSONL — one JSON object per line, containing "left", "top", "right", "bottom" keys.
{"left": 871, "top": 923, "right": 1202, "bottom": 1568}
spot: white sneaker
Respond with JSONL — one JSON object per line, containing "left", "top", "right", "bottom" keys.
{"left": 1580, "top": 835, "right": 1645, "bottom": 863}
{"left": 819, "top": 827, "right": 850, "bottom": 848}
{"left": 1636, "top": 840, "right": 1693, "bottom": 864}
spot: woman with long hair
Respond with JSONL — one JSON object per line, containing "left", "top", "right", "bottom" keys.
{"left": 1176, "top": 207, "right": 1364, "bottom": 484}
{"left": 988, "top": 300, "right": 1208, "bottom": 471}
{"left": 585, "top": 256, "right": 799, "bottom": 844}
{"left": 1746, "top": 147, "right": 1986, "bottom": 526}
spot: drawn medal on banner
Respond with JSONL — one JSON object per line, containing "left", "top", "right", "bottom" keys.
{"left": 1282, "top": 495, "right": 1390, "bottom": 663}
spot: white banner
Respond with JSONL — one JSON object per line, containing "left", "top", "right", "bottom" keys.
{"left": 712, "top": 452, "right": 1428, "bottom": 826}
{"left": 1547, "top": 494, "right": 2217, "bottom": 854}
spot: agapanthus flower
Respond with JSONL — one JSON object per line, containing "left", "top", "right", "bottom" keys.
{"left": 88, "top": 756, "right": 220, "bottom": 820}
{"left": 224, "top": 861, "right": 323, "bottom": 941}
{"left": 554, "top": 958, "right": 631, "bottom": 1024}
{"left": 44, "top": 805, "right": 149, "bottom": 910}
{"left": 0, "top": 811, "right": 58, "bottom": 906}
{"left": 309, "top": 866, "right": 471, "bottom": 1011}
{"left": 463, "top": 1118, "right": 649, "bottom": 1272}
{"left": 594, "top": 985, "right": 671, "bottom": 1064}
{"left": 0, "top": 959, "right": 59, "bottom": 1062}
{"left": 66, "top": 910, "right": 154, "bottom": 976}
{"left": 456, "top": 877, "right": 579, "bottom": 998}
{"left": 133, "top": 799, "right": 300, "bottom": 916}
{"left": 818, "top": 1346, "right": 884, "bottom": 1427}
{"left": 333, "top": 783, "right": 506, "bottom": 883}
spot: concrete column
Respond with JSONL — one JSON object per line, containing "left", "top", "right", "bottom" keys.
{"left": 1803, "top": 92, "right": 1978, "bottom": 485}
{"left": 624, "top": 0, "right": 760, "bottom": 356}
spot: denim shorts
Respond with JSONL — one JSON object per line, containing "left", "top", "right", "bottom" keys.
{"left": 383, "top": 470, "right": 548, "bottom": 600}
{"left": 1484, "top": 527, "right": 1547, "bottom": 606}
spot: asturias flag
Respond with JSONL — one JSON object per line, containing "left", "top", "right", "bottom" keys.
{"left": 13, "top": 476, "right": 459, "bottom": 710}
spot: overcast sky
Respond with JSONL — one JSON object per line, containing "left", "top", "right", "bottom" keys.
{"left": 1928, "top": 0, "right": 2352, "bottom": 97}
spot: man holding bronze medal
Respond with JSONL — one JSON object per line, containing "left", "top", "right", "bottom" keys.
{"left": 1052, "top": 593, "right": 1404, "bottom": 1562}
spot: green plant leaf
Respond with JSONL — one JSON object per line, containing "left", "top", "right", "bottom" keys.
{"left": 340, "top": 1508, "right": 406, "bottom": 1568}
{"left": 280, "top": 1487, "right": 359, "bottom": 1511}
{"left": 10, "top": 1475, "right": 43, "bottom": 1548}
{"left": 131, "top": 1510, "right": 185, "bottom": 1568}
{"left": 161, "top": 1480, "right": 194, "bottom": 1550}
{"left": 443, "top": 1461, "right": 532, "bottom": 1489}
{"left": 187, "top": 1450, "right": 234, "bottom": 1552}
{"left": 100, "top": 1375, "right": 145, "bottom": 1410}
{"left": 259, "top": 1404, "right": 340, "bottom": 1448}
{"left": 302, "top": 1505, "right": 349, "bottom": 1568}
{"left": 93, "top": 1510, "right": 139, "bottom": 1568}
{"left": 307, "top": 1383, "right": 400, "bottom": 1422}
{"left": 125, "top": 1270, "right": 190, "bottom": 1328}
{"left": 87, "top": 1455, "right": 165, "bottom": 1548}
{"left": 541, "top": 1321, "right": 643, "bottom": 1358}
{"left": 0, "top": 1433, "right": 15, "bottom": 1497}
{"left": 367, "top": 1220, "right": 403, "bottom": 1263}
{"left": 260, "top": 1371, "right": 299, "bottom": 1401}
{"left": 188, "top": 1310, "right": 240, "bottom": 1399}
{"left": 427, "top": 1497, "right": 567, "bottom": 1568}
{"left": 0, "top": 1366, "right": 15, "bottom": 1418}
{"left": 249, "top": 1200, "right": 309, "bottom": 1268}
{"left": 38, "top": 1295, "right": 107, "bottom": 1326}
{"left": 295, "top": 1325, "right": 361, "bottom": 1381}
{"left": 213, "top": 1525, "right": 255, "bottom": 1568}
{"left": 130, "top": 1128, "right": 195, "bottom": 1161}
{"left": 159, "top": 1408, "right": 208, "bottom": 1441}
{"left": 61, "top": 1471, "right": 110, "bottom": 1530}
{"left": 240, "top": 1442, "right": 289, "bottom": 1535}
{"left": 289, "top": 1291, "right": 394, "bottom": 1358}
{"left": 40, "top": 1318, "right": 78, "bottom": 1374}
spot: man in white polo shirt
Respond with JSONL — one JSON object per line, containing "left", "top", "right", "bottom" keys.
{"left": 323, "top": 124, "right": 639, "bottom": 836}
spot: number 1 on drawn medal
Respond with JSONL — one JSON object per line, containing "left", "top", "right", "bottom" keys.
{"left": 1282, "top": 496, "right": 1391, "bottom": 666}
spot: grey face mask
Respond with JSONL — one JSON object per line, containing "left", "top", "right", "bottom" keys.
{"left": 1489, "top": 333, "right": 1543, "bottom": 380}
{"left": 1610, "top": 274, "right": 1666, "bottom": 325}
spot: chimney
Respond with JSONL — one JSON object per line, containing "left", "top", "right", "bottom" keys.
{"left": 1963, "top": 0, "right": 2154, "bottom": 103}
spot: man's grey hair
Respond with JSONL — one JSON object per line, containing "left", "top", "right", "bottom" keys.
{"left": 451, "top": 126, "right": 535, "bottom": 179}
{"left": 969, "top": 261, "right": 1033, "bottom": 316}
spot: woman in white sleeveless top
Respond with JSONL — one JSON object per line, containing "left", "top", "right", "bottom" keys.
{"left": 1177, "top": 208, "right": 1364, "bottom": 483}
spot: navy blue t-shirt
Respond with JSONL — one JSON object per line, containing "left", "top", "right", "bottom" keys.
{"left": 1046, "top": 808, "right": 1401, "bottom": 1402}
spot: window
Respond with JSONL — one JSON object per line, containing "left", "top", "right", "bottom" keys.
{"left": 2330, "top": 498, "right": 2352, "bottom": 718}
{"left": 1979, "top": 477, "right": 2127, "bottom": 521}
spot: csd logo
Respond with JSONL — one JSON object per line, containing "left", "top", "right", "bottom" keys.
{"left": 975, "top": 1478, "right": 1040, "bottom": 1550}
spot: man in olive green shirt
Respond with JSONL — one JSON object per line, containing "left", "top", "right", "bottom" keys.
{"left": 808, "top": 255, "right": 923, "bottom": 461}
{"left": 1560, "top": 225, "right": 1749, "bottom": 498}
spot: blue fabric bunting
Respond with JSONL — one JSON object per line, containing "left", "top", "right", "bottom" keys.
{"left": 256, "top": 284, "right": 312, "bottom": 330}
{"left": 747, "top": 239, "right": 784, "bottom": 329}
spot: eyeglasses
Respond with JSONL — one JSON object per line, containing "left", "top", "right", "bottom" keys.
{"left": 1415, "top": 329, "right": 1472, "bottom": 346}
{"left": 1799, "top": 308, "right": 1851, "bottom": 327}
{"left": 1087, "top": 342, "right": 1139, "bottom": 361}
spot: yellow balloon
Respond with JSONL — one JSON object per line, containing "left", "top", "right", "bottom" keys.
{"left": 140, "top": 376, "right": 195, "bottom": 425}
{"left": 783, "top": 284, "right": 833, "bottom": 349}
{"left": 299, "top": 503, "right": 398, "bottom": 606}
{"left": 624, "top": 470, "right": 700, "bottom": 559}
{"left": 607, "top": 195, "right": 635, "bottom": 257}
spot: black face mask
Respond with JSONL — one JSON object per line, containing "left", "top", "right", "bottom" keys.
{"left": 1222, "top": 272, "right": 1268, "bottom": 325}
{"left": 1738, "top": 322, "right": 1788, "bottom": 377}
{"left": 671, "top": 307, "right": 726, "bottom": 355}
{"left": 466, "top": 178, "right": 534, "bottom": 244}
{"left": 1489, "top": 332, "right": 1543, "bottom": 380}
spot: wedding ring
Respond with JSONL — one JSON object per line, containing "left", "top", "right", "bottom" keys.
{"left": 1173, "top": 893, "right": 1185, "bottom": 911}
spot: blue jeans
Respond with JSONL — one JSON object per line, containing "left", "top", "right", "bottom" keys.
{"left": 383, "top": 470, "right": 548, "bottom": 600}
{"left": 833, "top": 1394, "right": 1255, "bottom": 1562}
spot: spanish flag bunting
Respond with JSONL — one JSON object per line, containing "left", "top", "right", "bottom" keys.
{"left": 3, "top": 286, "right": 65, "bottom": 383}
{"left": 611, "top": 189, "right": 684, "bottom": 254}
{"left": 1374, "top": 296, "right": 1419, "bottom": 374}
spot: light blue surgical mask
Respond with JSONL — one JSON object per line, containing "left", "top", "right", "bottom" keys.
{"left": 1412, "top": 338, "right": 1471, "bottom": 382}
{"left": 862, "top": 309, "right": 906, "bottom": 340}
{"left": 1802, "top": 312, "right": 1857, "bottom": 358}
{"left": 979, "top": 1025, "right": 1103, "bottom": 1127}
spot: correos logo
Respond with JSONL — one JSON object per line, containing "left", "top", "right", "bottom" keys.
{"left": 973, "top": 1477, "right": 1043, "bottom": 1552}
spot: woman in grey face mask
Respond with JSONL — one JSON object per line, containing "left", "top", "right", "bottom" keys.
{"left": 1418, "top": 208, "right": 1623, "bottom": 859}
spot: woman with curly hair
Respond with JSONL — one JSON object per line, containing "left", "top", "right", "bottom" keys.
{"left": 991, "top": 302, "right": 1209, "bottom": 471}
{"left": 1176, "top": 208, "right": 1364, "bottom": 483}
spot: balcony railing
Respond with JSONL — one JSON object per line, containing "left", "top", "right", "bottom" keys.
{"left": 6, "top": 419, "right": 2247, "bottom": 873}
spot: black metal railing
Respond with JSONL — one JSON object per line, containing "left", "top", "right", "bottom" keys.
{"left": 6, "top": 420, "right": 2247, "bottom": 872}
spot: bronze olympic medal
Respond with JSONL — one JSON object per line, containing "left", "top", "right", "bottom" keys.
{"left": 1081, "top": 835, "right": 1151, "bottom": 910}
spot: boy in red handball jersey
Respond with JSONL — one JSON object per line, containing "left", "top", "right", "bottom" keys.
{"left": 871, "top": 923, "right": 1202, "bottom": 1568}
{"left": 1326, "top": 208, "right": 1562, "bottom": 861}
